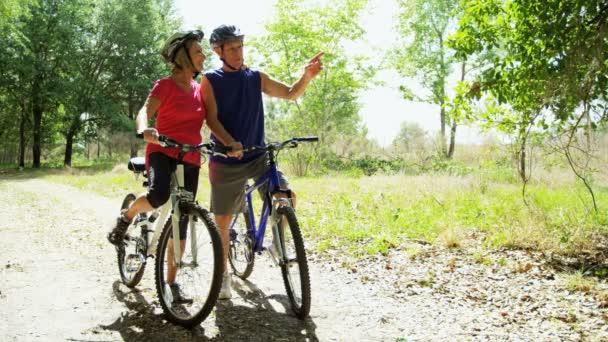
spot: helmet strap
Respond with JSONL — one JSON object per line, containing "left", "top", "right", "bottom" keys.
{"left": 219, "top": 46, "right": 242, "bottom": 71}
{"left": 221, "top": 58, "right": 241, "bottom": 71}
{"left": 174, "top": 42, "right": 200, "bottom": 79}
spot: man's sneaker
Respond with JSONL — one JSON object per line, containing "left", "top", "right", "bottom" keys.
{"left": 107, "top": 210, "right": 130, "bottom": 246}
{"left": 219, "top": 272, "right": 232, "bottom": 300}
{"left": 169, "top": 283, "right": 193, "bottom": 305}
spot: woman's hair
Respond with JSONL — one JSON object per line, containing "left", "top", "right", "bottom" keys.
{"left": 170, "top": 39, "right": 198, "bottom": 72}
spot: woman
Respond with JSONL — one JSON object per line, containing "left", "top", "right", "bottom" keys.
{"left": 107, "top": 30, "right": 206, "bottom": 303}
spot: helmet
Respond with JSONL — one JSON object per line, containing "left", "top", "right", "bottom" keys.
{"left": 209, "top": 25, "right": 244, "bottom": 47}
{"left": 160, "top": 30, "right": 204, "bottom": 64}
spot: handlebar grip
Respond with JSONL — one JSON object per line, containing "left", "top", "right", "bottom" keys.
{"left": 213, "top": 144, "right": 233, "bottom": 153}
{"left": 297, "top": 136, "right": 319, "bottom": 142}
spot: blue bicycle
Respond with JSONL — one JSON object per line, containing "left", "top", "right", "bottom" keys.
{"left": 228, "top": 137, "right": 318, "bottom": 319}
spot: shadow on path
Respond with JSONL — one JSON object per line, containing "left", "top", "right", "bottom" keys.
{"left": 94, "top": 278, "right": 318, "bottom": 341}
{"left": 214, "top": 278, "right": 318, "bottom": 341}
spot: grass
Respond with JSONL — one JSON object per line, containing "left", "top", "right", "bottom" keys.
{"left": 563, "top": 271, "right": 597, "bottom": 293}
{"left": 292, "top": 173, "right": 608, "bottom": 257}
{"left": 5, "top": 159, "right": 608, "bottom": 259}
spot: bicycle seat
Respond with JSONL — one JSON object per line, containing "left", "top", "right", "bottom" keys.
{"left": 128, "top": 157, "right": 146, "bottom": 172}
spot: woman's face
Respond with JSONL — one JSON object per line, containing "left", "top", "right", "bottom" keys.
{"left": 188, "top": 41, "right": 205, "bottom": 73}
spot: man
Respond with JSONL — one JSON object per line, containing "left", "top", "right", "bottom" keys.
{"left": 200, "top": 24, "right": 323, "bottom": 299}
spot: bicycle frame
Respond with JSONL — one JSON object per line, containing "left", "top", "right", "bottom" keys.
{"left": 231, "top": 156, "right": 290, "bottom": 255}
{"left": 126, "top": 163, "right": 194, "bottom": 266}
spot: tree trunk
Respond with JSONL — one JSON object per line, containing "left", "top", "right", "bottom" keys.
{"left": 64, "top": 119, "right": 80, "bottom": 167}
{"left": 32, "top": 83, "right": 42, "bottom": 168}
{"left": 129, "top": 97, "right": 138, "bottom": 157}
{"left": 97, "top": 138, "right": 101, "bottom": 159}
{"left": 64, "top": 131, "right": 75, "bottom": 167}
{"left": 518, "top": 136, "right": 527, "bottom": 183}
{"left": 447, "top": 61, "right": 466, "bottom": 159}
{"left": 19, "top": 102, "right": 27, "bottom": 168}
{"left": 585, "top": 101, "right": 592, "bottom": 150}
{"left": 448, "top": 120, "right": 457, "bottom": 159}
{"left": 440, "top": 105, "right": 447, "bottom": 156}
{"left": 438, "top": 34, "right": 447, "bottom": 158}
{"left": 130, "top": 139, "right": 138, "bottom": 158}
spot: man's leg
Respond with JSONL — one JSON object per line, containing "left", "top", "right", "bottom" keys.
{"left": 167, "top": 239, "right": 188, "bottom": 284}
{"left": 214, "top": 214, "right": 233, "bottom": 272}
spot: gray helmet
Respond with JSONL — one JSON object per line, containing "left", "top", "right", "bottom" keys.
{"left": 209, "top": 25, "right": 244, "bottom": 47}
{"left": 160, "top": 30, "right": 204, "bottom": 64}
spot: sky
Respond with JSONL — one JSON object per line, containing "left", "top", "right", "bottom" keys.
{"left": 173, "top": 0, "right": 482, "bottom": 146}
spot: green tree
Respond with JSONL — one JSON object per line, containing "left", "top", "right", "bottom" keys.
{"left": 392, "top": 121, "right": 427, "bottom": 153}
{"left": 0, "top": 19, "right": 32, "bottom": 167}
{"left": 249, "top": 0, "right": 375, "bottom": 175}
{"left": 99, "top": 0, "right": 180, "bottom": 158}
{"left": 450, "top": 0, "right": 608, "bottom": 210}
{"left": 59, "top": 0, "right": 179, "bottom": 166}
{"left": 25, "top": 0, "right": 91, "bottom": 168}
{"left": 391, "top": 0, "right": 464, "bottom": 159}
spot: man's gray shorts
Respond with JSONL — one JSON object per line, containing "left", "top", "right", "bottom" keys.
{"left": 208, "top": 153, "right": 289, "bottom": 215}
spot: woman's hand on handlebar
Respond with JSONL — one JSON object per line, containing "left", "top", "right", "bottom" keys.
{"left": 141, "top": 128, "right": 159, "bottom": 145}
{"left": 227, "top": 141, "right": 243, "bottom": 159}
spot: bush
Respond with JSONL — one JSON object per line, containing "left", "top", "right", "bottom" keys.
{"left": 321, "top": 155, "right": 408, "bottom": 176}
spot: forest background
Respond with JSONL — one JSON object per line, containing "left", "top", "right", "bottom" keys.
{"left": 1, "top": 0, "right": 607, "bottom": 263}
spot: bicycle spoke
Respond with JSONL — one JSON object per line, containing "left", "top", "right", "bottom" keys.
{"left": 155, "top": 208, "right": 223, "bottom": 327}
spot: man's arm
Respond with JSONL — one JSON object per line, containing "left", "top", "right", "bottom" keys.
{"left": 200, "top": 76, "right": 243, "bottom": 157}
{"left": 136, "top": 96, "right": 161, "bottom": 144}
{"left": 261, "top": 51, "right": 324, "bottom": 100}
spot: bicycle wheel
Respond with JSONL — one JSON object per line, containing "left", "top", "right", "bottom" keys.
{"left": 229, "top": 211, "right": 255, "bottom": 279}
{"left": 277, "top": 206, "right": 311, "bottom": 319}
{"left": 154, "top": 205, "right": 223, "bottom": 327}
{"left": 117, "top": 193, "right": 146, "bottom": 288}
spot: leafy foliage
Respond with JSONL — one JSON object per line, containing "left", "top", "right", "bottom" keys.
{"left": 390, "top": 0, "right": 466, "bottom": 158}
{"left": 249, "top": 0, "right": 374, "bottom": 175}
{"left": 0, "top": 0, "right": 180, "bottom": 167}
{"left": 449, "top": 0, "right": 608, "bottom": 209}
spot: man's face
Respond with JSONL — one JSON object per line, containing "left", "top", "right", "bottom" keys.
{"left": 216, "top": 40, "right": 243, "bottom": 68}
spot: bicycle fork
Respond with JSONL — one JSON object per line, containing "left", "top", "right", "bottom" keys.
{"left": 269, "top": 198, "right": 291, "bottom": 266}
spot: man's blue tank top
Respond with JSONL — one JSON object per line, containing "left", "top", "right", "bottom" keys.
{"left": 205, "top": 68, "right": 265, "bottom": 164}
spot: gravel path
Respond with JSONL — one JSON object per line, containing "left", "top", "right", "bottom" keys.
{"left": 1, "top": 176, "right": 607, "bottom": 341}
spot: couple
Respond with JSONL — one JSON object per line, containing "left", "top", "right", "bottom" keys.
{"left": 107, "top": 25, "right": 324, "bottom": 301}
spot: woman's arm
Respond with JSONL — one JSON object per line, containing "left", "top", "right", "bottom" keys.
{"left": 136, "top": 96, "right": 161, "bottom": 144}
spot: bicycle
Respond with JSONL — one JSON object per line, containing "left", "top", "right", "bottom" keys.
{"left": 227, "top": 136, "right": 318, "bottom": 319}
{"left": 115, "top": 134, "right": 226, "bottom": 327}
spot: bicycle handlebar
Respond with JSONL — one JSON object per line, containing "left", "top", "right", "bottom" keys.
{"left": 136, "top": 133, "right": 231, "bottom": 157}
{"left": 240, "top": 136, "right": 319, "bottom": 154}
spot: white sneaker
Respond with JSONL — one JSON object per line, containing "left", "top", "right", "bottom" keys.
{"left": 219, "top": 272, "right": 232, "bottom": 300}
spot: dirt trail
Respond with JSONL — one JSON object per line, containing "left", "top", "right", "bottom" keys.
{"left": 1, "top": 177, "right": 607, "bottom": 341}
{"left": 0, "top": 178, "right": 409, "bottom": 341}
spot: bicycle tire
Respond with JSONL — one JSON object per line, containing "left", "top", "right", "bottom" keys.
{"left": 229, "top": 211, "right": 255, "bottom": 279}
{"left": 277, "top": 206, "right": 311, "bottom": 319}
{"left": 154, "top": 204, "right": 223, "bottom": 328}
{"left": 117, "top": 193, "right": 146, "bottom": 288}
